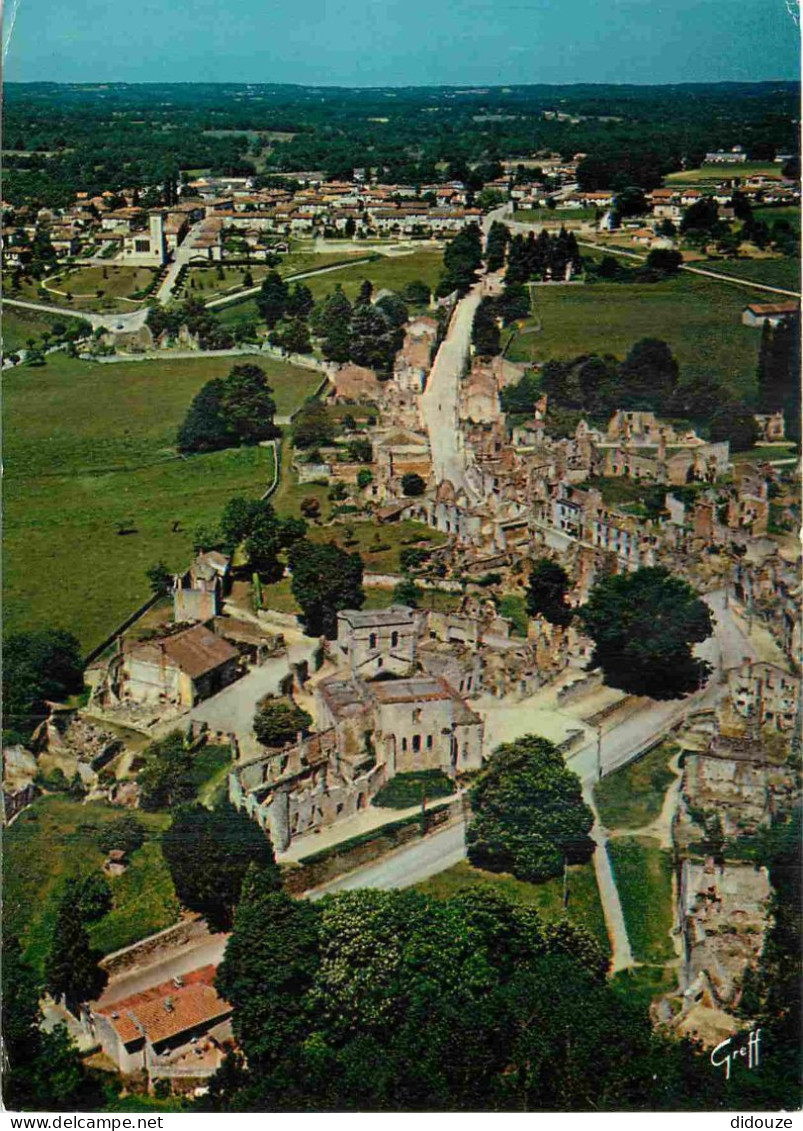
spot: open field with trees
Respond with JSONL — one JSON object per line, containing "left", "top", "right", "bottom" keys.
{"left": 664, "top": 162, "right": 781, "bottom": 184}
{"left": 3, "top": 307, "right": 78, "bottom": 352}
{"left": 699, "top": 255, "right": 801, "bottom": 292}
{"left": 753, "top": 205, "right": 801, "bottom": 234}
{"left": 218, "top": 248, "right": 443, "bottom": 327}
{"left": 40, "top": 265, "right": 157, "bottom": 311}
{"left": 4, "top": 353, "right": 318, "bottom": 649}
{"left": 506, "top": 273, "right": 771, "bottom": 400}
{"left": 514, "top": 207, "right": 596, "bottom": 223}
{"left": 3, "top": 796, "right": 177, "bottom": 973}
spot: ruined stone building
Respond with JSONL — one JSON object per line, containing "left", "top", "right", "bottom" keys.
{"left": 173, "top": 551, "right": 231, "bottom": 623}
{"left": 97, "top": 624, "right": 241, "bottom": 710}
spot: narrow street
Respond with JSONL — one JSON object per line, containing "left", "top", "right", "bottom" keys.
{"left": 419, "top": 281, "right": 483, "bottom": 499}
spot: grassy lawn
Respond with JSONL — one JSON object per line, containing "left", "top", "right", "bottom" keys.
{"left": 3, "top": 796, "right": 177, "bottom": 973}
{"left": 497, "top": 593, "right": 528, "bottom": 636}
{"left": 594, "top": 742, "right": 678, "bottom": 829}
{"left": 188, "top": 743, "right": 233, "bottom": 806}
{"left": 304, "top": 517, "right": 446, "bottom": 575}
{"left": 416, "top": 860, "right": 611, "bottom": 957}
{"left": 610, "top": 965, "right": 678, "bottom": 1012}
{"left": 608, "top": 835, "right": 675, "bottom": 964}
{"left": 514, "top": 208, "right": 596, "bottom": 223}
{"left": 753, "top": 205, "right": 801, "bottom": 234}
{"left": 4, "top": 352, "right": 318, "bottom": 650}
{"left": 218, "top": 249, "right": 443, "bottom": 327}
{"left": 699, "top": 256, "right": 801, "bottom": 293}
{"left": 506, "top": 272, "right": 769, "bottom": 400}
{"left": 3, "top": 307, "right": 86, "bottom": 352}
{"left": 584, "top": 475, "right": 660, "bottom": 508}
{"left": 259, "top": 576, "right": 460, "bottom": 618}
{"left": 733, "top": 443, "right": 798, "bottom": 464}
{"left": 373, "top": 770, "right": 455, "bottom": 808}
{"left": 665, "top": 163, "right": 781, "bottom": 184}
{"left": 38, "top": 266, "right": 157, "bottom": 312}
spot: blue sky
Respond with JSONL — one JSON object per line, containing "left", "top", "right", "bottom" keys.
{"left": 4, "top": 0, "right": 800, "bottom": 85}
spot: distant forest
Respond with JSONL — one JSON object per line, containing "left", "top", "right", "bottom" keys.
{"left": 3, "top": 81, "right": 799, "bottom": 206}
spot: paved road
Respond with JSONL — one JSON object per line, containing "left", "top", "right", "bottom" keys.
{"left": 96, "top": 935, "right": 229, "bottom": 1007}
{"left": 155, "top": 220, "right": 207, "bottom": 304}
{"left": 419, "top": 282, "right": 483, "bottom": 499}
{"left": 190, "top": 637, "right": 320, "bottom": 739}
{"left": 3, "top": 296, "right": 150, "bottom": 333}
{"left": 308, "top": 818, "right": 468, "bottom": 898}
{"left": 574, "top": 240, "right": 801, "bottom": 298}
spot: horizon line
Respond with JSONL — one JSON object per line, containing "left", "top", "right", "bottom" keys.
{"left": 4, "top": 77, "right": 800, "bottom": 90}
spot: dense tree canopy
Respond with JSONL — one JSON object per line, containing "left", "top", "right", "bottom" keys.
{"left": 137, "top": 730, "right": 197, "bottom": 811}
{"left": 288, "top": 539, "right": 365, "bottom": 638}
{"left": 526, "top": 558, "right": 574, "bottom": 627}
{"left": 253, "top": 699, "right": 313, "bottom": 747}
{"left": 2, "top": 628, "right": 84, "bottom": 740}
{"left": 579, "top": 567, "right": 713, "bottom": 699}
{"left": 207, "top": 878, "right": 726, "bottom": 1111}
{"left": 177, "top": 364, "right": 279, "bottom": 454}
{"left": 162, "top": 801, "right": 281, "bottom": 930}
{"left": 468, "top": 735, "right": 594, "bottom": 882}
{"left": 44, "top": 892, "right": 108, "bottom": 1015}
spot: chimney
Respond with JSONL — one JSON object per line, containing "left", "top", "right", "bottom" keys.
{"left": 163, "top": 997, "right": 174, "bottom": 1013}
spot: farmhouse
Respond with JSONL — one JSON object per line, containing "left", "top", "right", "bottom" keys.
{"left": 741, "top": 301, "right": 799, "bottom": 328}
{"left": 105, "top": 623, "right": 240, "bottom": 708}
{"left": 89, "top": 965, "right": 232, "bottom": 1081}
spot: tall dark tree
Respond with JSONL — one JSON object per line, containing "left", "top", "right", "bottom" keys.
{"left": 485, "top": 220, "right": 510, "bottom": 271}
{"left": 467, "top": 734, "right": 594, "bottom": 882}
{"left": 288, "top": 539, "right": 364, "bottom": 638}
{"left": 138, "top": 730, "right": 196, "bottom": 811}
{"left": 526, "top": 558, "right": 573, "bottom": 626}
{"left": 2, "top": 629, "right": 84, "bottom": 740}
{"left": 256, "top": 271, "right": 289, "bottom": 328}
{"left": 617, "top": 338, "right": 679, "bottom": 411}
{"left": 177, "top": 365, "right": 279, "bottom": 454}
{"left": 162, "top": 801, "right": 281, "bottom": 931}
{"left": 292, "top": 399, "right": 335, "bottom": 449}
{"left": 579, "top": 567, "right": 713, "bottom": 699}
{"left": 710, "top": 401, "right": 759, "bottom": 451}
{"left": 438, "top": 223, "right": 483, "bottom": 295}
{"left": 471, "top": 297, "right": 501, "bottom": 358}
{"left": 44, "top": 896, "right": 108, "bottom": 1015}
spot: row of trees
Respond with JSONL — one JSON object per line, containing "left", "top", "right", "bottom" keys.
{"left": 506, "top": 228, "right": 583, "bottom": 284}
{"left": 502, "top": 336, "right": 761, "bottom": 450}
{"left": 311, "top": 282, "right": 406, "bottom": 374}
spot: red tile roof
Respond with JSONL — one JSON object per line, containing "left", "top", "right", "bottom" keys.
{"left": 96, "top": 965, "right": 231, "bottom": 1049}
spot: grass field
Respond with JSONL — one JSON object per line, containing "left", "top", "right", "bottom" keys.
{"left": 594, "top": 743, "right": 678, "bottom": 829}
{"left": 514, "top": 207, "right": 596, "bottom": 223}
{"left": 3, "top": 796, "right": 177, "bottom": 972}
{"left": 373, "top": 769, "right": 455, "bottom": 808}
{"left": 753, "top": 205, "right": 801, "bottom": 234}
{"left": 259, "top": 576, "right": 460, "bottom": 617}
{"left": 218, "top": 249, "right": 443, "bottom": 327}
{"left": 35, "top": 266, "right": 157, "bottom": 312}
{"left": 305, "top": 517, "right": 447, "bottom": 575}
{"left": 4, "top": 352, "right": 319, "bottom": 650}
{"left": 3, "top": 306, "right": 84, "bottom": 352}
{"left": 665, "top": 163, "right": 780, "bottom": 184}
{"left": 610, "top": 965, "right": 678, "bottom": 1012}
{"left": 700, "top": 256, "right": 801, "bottom": 293}
{"left": 608, "top": 835, "right": 675, "bottom": 964}
{"left": 183, "top": 251, "right": 373, "bottom": 304}
{"left": 506, "top": 272, "right": 770, "bottom": 400}
{"left": 416, "top": 859, "right": 611, "bottom": 957}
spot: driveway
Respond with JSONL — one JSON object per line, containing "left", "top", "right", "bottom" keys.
{"left": 190, "top": 638, "right": 319, "bottom": 738}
